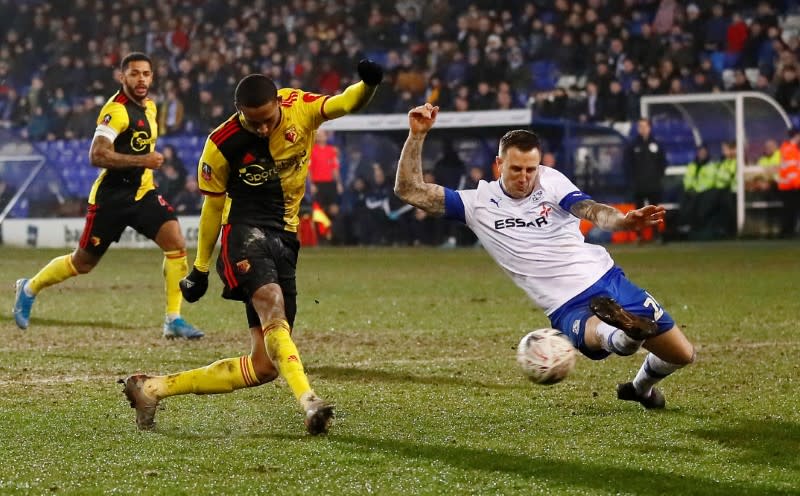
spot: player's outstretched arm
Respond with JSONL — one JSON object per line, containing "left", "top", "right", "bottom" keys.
{"left": 322, "top": 59, "right": 383, "bottom": 118}
{"left": 394, "top": 103, "right": 446, "bottom": 216}
{"left": 570, "top": 200, "right": 665, "bottom": 231}
{"left": 89, "top": 136, "right": 164, "bottom": 170}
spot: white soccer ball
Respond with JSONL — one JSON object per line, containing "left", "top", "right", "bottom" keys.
{"left": 516, "top": 328, "right": 576, "bottom": 385}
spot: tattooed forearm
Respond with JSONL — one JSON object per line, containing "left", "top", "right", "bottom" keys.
{"left": 570, "top": 199, "right": 626, "bottom": 231}
{"left": 394, "top": 134, "right": 446, "bottom": 215}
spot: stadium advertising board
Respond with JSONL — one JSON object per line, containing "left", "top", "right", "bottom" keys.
{"left": 1, "top": 217, "right": 202, "bottom": 248}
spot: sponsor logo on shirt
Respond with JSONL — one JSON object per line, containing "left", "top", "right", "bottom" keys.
{"left": 130, "top": 131, "right": 155, "bottom": 152}
{"left": 493, "top": 217, "right": 549, "bottom": 229}
{"left": 239, "top": 163, "right": 279, "bottom": 185}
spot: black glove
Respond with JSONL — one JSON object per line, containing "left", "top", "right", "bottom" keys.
{"left": 180, "top": 267, "right": 208, "bottom": 303}
{"left": 357, "top": 58, "right": 383, "bottom": 86}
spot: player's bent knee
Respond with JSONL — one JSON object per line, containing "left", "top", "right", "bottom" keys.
{"left": 677, "top": 345, "right": 696, "bottom": 367}
{"left": 253, "top": 362, "right": 279, "bottom": 384}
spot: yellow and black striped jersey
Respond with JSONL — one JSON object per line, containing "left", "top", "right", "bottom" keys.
{"left": 88, "top": 90, "right": 158, "bottom": 204}
{"left": 197, "top": 87, "right": 329, "bottom": 232}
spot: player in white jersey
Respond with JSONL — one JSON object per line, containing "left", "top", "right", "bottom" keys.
{"left": 394, "top": 103, "right": 695, "bottom": 409}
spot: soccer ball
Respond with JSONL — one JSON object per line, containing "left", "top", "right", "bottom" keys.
{"left": 516, "top": 328, "right": 576, "bottom": 385}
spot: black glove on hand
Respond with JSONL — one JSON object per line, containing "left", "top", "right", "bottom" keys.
{"left": 180, "top": 267, "right": 208, "bottom": 303}
{"left": 357, "top": 58, "right": 383, "bottom": 86}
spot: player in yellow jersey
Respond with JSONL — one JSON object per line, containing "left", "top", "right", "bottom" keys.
{"left": 119, "top": 59, "right": 384, "bottom": 435}
{"left": 12, "top": 52, "right": 203, "bottom": 339}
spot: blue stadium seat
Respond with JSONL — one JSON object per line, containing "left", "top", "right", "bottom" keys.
{"left": 531, "top": 61, "right": 558, "bottom": 91}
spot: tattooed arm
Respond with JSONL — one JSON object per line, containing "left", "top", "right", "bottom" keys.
{"left": 570, "top": 199, "right": 665, "bottom": 231}
{"left": 394, "top": 104, "right": 446, "bottom": 216}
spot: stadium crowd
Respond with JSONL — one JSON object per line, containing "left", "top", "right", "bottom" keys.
{"left": 0, "top": 0, "right": 796, "bottom": 138}
{"left": 1, "top": 0, "right": 799, "bottom": 242}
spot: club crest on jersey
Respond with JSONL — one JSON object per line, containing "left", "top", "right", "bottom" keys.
{"left": 201, "top": 162, "right": 213, "bottom": 181}
{"left": 236, "top": 259, "right": 251, "bottom": 274}
{"left": 531, "top": 190, "right": 544, "bottom": 202}
{"left": 539, "top": 205, "right": 551, "bottom": 217}
{"left": 284, "top": 126, "right": 298, "bottom": 143}
{"left": 102, "top": 114, "right": 112, "bottom": 125}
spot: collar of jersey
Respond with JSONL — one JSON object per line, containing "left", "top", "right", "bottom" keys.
{"left": 497, "top": 179, "right": 529, "bottom": 202}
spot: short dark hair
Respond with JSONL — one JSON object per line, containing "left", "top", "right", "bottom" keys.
{"left": 499, "top": 129, "right": 540, "bottom": 156}
{"left": 120, "top": 52, "right": 152, "bottom": 72}
{"left": 235, "top": 74, "right": 278, "bottom": 108}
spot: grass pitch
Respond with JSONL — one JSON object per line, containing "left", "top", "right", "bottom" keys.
{"left": 0, "top": 242, "right": 798, "bottom": 495}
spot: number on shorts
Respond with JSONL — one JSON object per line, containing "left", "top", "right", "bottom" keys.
{"left": 643, "top": 292, "right": 664, "bottom": 320}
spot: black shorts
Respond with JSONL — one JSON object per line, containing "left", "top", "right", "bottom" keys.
{"left": 79, "top": 189, "right": 177, "bottom": 256}
{"left": 216, "top": 224, "right": 299, "bottom": 327}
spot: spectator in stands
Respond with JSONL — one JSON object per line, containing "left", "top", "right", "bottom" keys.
{"left": 365, "top": 163, "right": 392, "bottom": 245}
{"left": 778, "top": 128, "right": 800, "bottom": 238}
{"left": 171, "top": 176, "right": 203, "bottom": 215}
{"left": 336, "top": 176, "right": 370, "bottom": 245}
{"left": 63, "top": 97, "right": 100, "bottom": 140}
{"left": 541, "top": 152, "right": 557, "bottom": 168}
{"left": 704, "top": 4, "right": 730, "bottom": 52}
{"left": 154, "top": 144, "right": 188, "bottom": 203}
{"left": 774, "top": 65, "right": 800, "bottom": 113}
{"left": 25, "top": 105, "right": 50, "bottom": 141}
{"left": 626, "top": 79, "right": 644, "bottom": 121}
{"left": 728, "top": 69, "right": 753, "bottom": 91}
{"left": 579, "top": 81, "right": 602, "bottom": 123}
{"left": 624, "top": 117, "right": 667, "bottom": 241}
{"left": 157, "top": 83, "right": 185, "bottom": 136}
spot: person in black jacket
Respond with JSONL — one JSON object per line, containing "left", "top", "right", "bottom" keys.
{"left": 625, "top": 118, "right": 667, "bottom": 208}
{"left": 624, "top": 117, "right": 667, "bottom": 241}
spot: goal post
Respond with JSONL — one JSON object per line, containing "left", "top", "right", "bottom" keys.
{"left": 640, "top": 91, "right": 791, "bottom": 236}
{"left": 0, "top": 154, "right": 46, "bottom": 224}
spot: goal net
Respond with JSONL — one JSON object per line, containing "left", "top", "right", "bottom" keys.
{"left": 640, "top": 92, "right": 791, "bottom": 237}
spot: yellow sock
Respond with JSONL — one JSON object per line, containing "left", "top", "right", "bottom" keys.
{"left": 146, "top": 356, "right": 259, "bottom": 398}
{"left": 163, "top": 249, "right": 187, "bottom": 316}
{"left": 263, "top": 319, "right": 313, "bottom": 403}
{"left": 29, "top": 254, "right": 78, "bottom": 294}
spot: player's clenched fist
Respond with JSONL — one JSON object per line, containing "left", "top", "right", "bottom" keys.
{"left": 180, "top": 267, "right": 209, "bottom": 303}
{"left": 142, "top": 152, "right": 164, "bottom": 170}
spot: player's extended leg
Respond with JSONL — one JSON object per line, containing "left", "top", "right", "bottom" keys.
{"left": 13, "top": 248, "right": 99, "bottom": 330}
{"left": 252, "top": 283, "right": 334, "bottom": 435}
{"left": 616, "top": 326, "right": 695, "bottom": 408}
{"left": 153, "top": 219, "right": 203, "bottom": 339}
{"left": 119, "top": 324, "right": 279, "bottom": 430}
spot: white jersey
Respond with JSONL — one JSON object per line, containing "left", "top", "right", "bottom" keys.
{"left": 445, "top": 166, "right": 614, "bottom": 315}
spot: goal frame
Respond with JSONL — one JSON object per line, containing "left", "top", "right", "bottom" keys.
{"left": 640, "top": 91, "right": 791, "bottom": 235}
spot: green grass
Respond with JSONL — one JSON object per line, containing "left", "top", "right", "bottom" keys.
{"left": 0, "top": 242, "right": 799, "bottom": 495}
